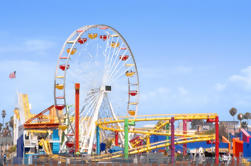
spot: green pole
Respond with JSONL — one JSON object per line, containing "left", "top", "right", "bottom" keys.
{"left": 124, "top": 118, "right": 128, "bottom": 160}
{"left": 166, "top": 123, "right": 169, "bottom": 153}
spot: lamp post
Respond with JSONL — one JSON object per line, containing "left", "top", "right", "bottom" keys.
{"left": 1, "top": 110, "right": 6, "bottom": 156}
{"left": 229, "top": 107, "right": 237, "bottom": 136}
{"left": 1, "top": 110, "right": 6, "bottom": 129}
{"left": 0, "top": 129, "right": 2, "bottom": 156}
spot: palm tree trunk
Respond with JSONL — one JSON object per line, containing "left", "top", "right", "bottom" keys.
{"left": 233, "top": 117, "right": 235, "bottom": 136}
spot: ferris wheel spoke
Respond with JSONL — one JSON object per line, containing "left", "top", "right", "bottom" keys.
{"left": 108, "top": 56, "right": 132, "bottom": 82}
{"left": 107, "top": 50, "right": 129, "bottom": 82}
{"left": 103, "top": 32, "right": 112, "bottom": 58}
{"left": 112, "top": 65, "right": 134, "bottom": 83}
{"left": 80, "top": 94, "right": 99, "bottom": 118}
{"left": 107, "top": 43, "right": 124, "bottom": 76}
{"left": 102, "top": 36, "right": 116, "bottom": 83}
{"left": 105, "top": 37, "right": 120, "bottom": 74}
{"left": 81, "top": 93, "right": 99, "bottom": 116}
{"left": 80, "top": 93, "right": 98, "bottom": 115}
{"left": 94, "top": 40, "right": 100, "bottom": 57}
{"left": 85, "top": 95, "right": 100, "bottom": 121}
{"left": 67, "top": 33, "right": 95, "bottom": 60}
{"left": 110, "top": 53, "right": 131, "bottom": 77}
{"left": 106, "top": 37, "right": 120, "bottom": 72}
{"left": 80, "top": 91, "right": 97, "bottom": 114}
{"left": 104, "top": 44, "right": 124, "bottom": 84}
{"left": 107, "top": 38, "right": 120, "bottom": 70}
{"left": 104, "top": 36, "right": 116, "bottom": 69}
{"left": 81, "top": 98, "right": 99, "bottom": 136}
{"left": 77, "top": 37, "right": 98, "bottom": 63}
{"left": 74, "top": 43, "right": 88, "bottom": 59}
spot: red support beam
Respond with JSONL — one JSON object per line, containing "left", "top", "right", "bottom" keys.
{"left": 206, "top": 118, "right": 215, "bottom": 123}
{"left": 115, "top": 131, "right": 119, "bottom": 146}
{"left": 183, "top": 120, "right": 187, "bottom": 156}
{"left": 170, "top": 117, "right": 175, "bottom": 164}
{"left": 215, "top": 116, "right": 219, "bottom": 165}
{"left": 75, "top": 83, "right": 80, "bottom": 153}
{"left": 24, "top": 123, "right": 59, "bottom": 129}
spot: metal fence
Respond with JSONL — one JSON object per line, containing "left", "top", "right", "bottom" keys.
{"left": 1, "top": 154, "right": 251, "bottom": 166}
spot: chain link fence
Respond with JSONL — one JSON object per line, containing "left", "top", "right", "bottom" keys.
{"left": 1, "top": 154, "right": 250, "bottom": 165}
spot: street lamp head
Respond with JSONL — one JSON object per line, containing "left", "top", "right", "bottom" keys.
{"left": 1, "top": 110, "right": 6, "bottom": 118}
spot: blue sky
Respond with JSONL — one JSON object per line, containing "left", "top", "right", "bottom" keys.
{"left": 0, "top": 0, "right": 251, "bottom": 122}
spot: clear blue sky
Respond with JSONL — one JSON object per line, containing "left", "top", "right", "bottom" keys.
{"left": 0, "top": 0, "right": 251, "bottom": 122}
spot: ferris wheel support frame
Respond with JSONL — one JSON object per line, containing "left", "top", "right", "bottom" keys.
{"left": 86, "top": 91, "right": 130, "bottom": 154}
{"left": 87, "top": 92, "right": 105, "bottom": 154}
{"left": 106, "top": 93, "right": 132, "bottom": 148}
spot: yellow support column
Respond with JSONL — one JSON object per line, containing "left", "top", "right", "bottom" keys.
{"left": 22, "top": 94, "right": 32, "bottom": 121}
{"left": 146, "top": 134, "right": 150, "bottom": 153}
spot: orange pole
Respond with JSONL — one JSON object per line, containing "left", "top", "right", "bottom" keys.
{"left": 75, "top": 83, "right": 80, "bottom": 153}
{"left": 222, "top": 136, "right": 231, "bottom": 152}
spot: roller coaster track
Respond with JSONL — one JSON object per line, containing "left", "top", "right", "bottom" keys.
{"left": 92, "top": 135, "right": 215, "bottom": 161}
{"left": 97, "top": 113, "right": 217, "bottom": 136}
{"left": 97, "top": 113, "right": 217, "bottom": 125}
{"left": 39, "top": 139, "right": 52, "bottom": 155}
{"left": 93, "top": 113, "right": 217, "bottom": 161}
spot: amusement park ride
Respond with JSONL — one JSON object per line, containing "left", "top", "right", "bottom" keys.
{"left": 13, "top": 24, "right": 224, "bottom": 164}
{"left": 54, "top": 24, "right": 139, "bottom": 155}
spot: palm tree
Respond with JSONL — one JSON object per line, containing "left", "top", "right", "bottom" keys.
{"left": 241, "top": 121, "right": 248, "bottom": 130}
{"left": 244, "top": 112, "right": 249, "bottom": 119}
{"left": 5, "top": 122, "right": 9, "bottom": 135}
{"left": 1, "top": 110, "right": 6, "bottom": 153}
{"left": 9, "top": 116, "right": 14, "bottom": 136}
{"left": 237, "top": 113, "right": 244, "bottom": 129}
{"left": 0, "top": 123, "right": 2, "bottom": 132}
{"left": 244, "top": 112, "right": 250, "bottom": 129}
{"left": 9, "top": 116, "right": 13, "bottom": 129}
{"left": 229, "top": 107, "right": 237, "bottom": 135}
{"left": 229, "top": 107, "right": 237, "bottom": 118}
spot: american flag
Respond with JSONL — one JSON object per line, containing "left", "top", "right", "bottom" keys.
{"left": 9, "top": 71, "right": 16, "bottom": 79}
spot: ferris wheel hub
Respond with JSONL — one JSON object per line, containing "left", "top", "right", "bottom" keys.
{"left": 100, "top": 85, "right": 111, "bottom": 92}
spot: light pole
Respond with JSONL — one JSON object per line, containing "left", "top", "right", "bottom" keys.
{"left": 0, "top": 126, "right": 1, "bottom": 157}
{"left": 229, "top": 107, "right": 237, "bottom": 136}
{"left": 1, "top": 110, "right": 6, "bottom": 129}
{"left": 1, "top": 110, "right": 6, "bottom": 156}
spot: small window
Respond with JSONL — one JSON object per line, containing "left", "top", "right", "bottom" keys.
{"left": 105, "top": 86, "right": 111, "bottom": 91}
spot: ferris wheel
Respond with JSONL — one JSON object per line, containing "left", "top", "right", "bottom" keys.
{"left": 54, "top": 25, "right": 139, "bottom": 154}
